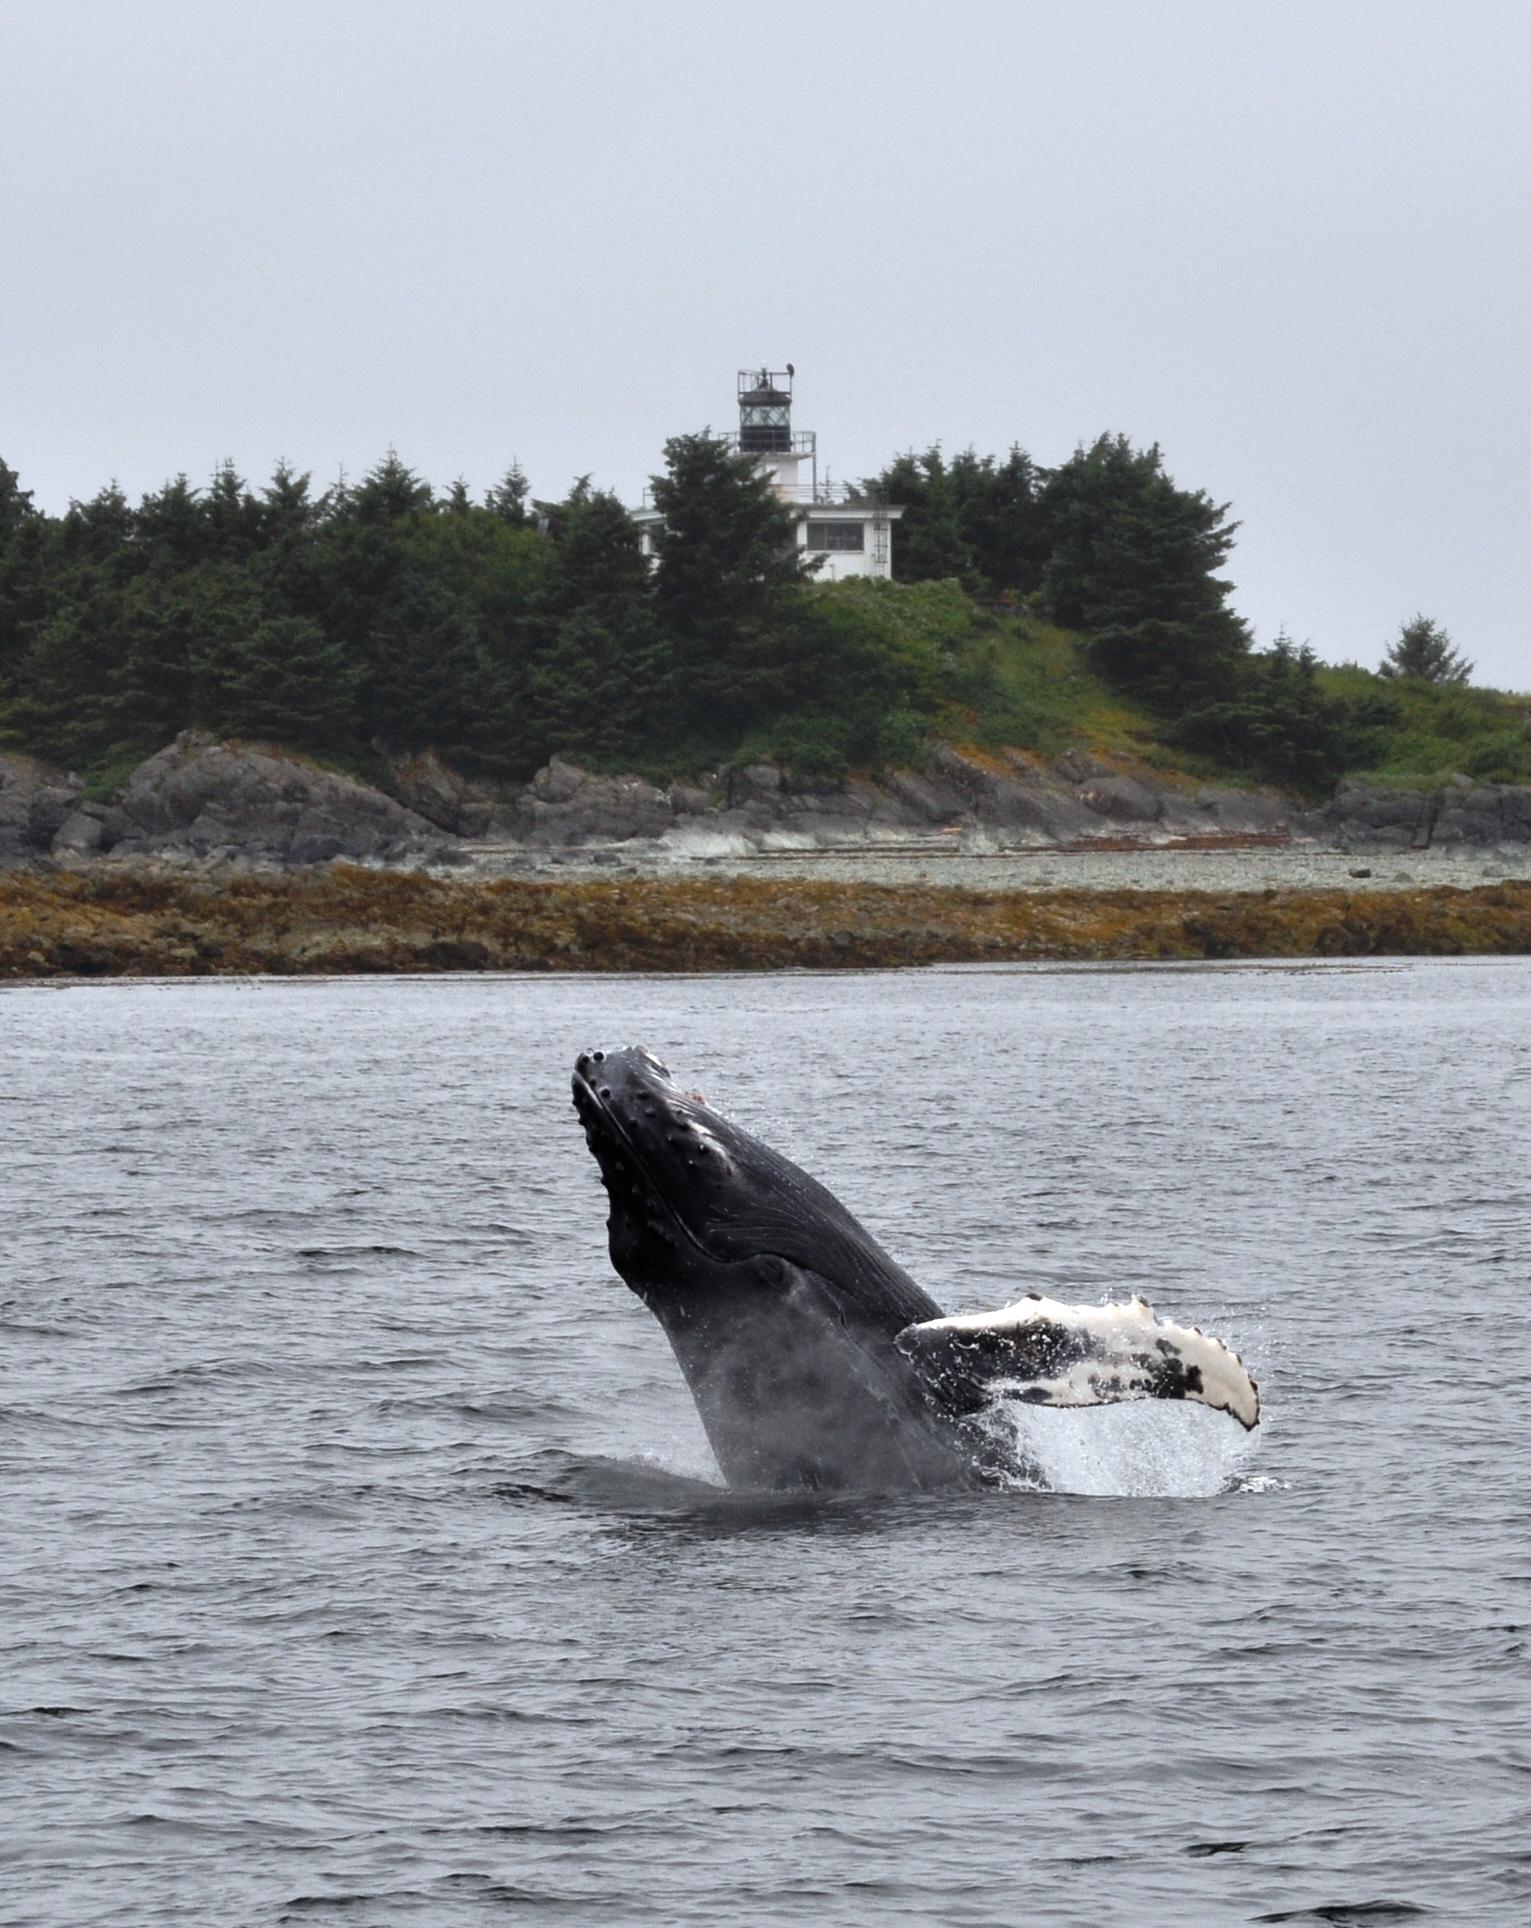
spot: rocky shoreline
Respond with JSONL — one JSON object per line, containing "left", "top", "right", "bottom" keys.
{"left": 3, "top": 868, "right": 1530, "bottom": 980}
{"left": 6, "top": 732, "right": 1531, "bottom": 888}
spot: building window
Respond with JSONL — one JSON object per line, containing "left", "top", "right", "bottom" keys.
{"left": 805, "top": 521, "right": 865, "bottom": 552}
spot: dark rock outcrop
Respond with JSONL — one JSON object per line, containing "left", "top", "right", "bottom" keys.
{"left": 0, "top": 754, "right": 83, "bottom": 866}
{"left": 1301, "top": 776, "right": 1531, "bottom": 849}
{"left": 1311, "top": 780, "right": 1439, "bottom": 848}
{"left": 1433, "top": 780, "right": 1531, "bottom": 847}
{"left": 17, "top": 727, "right": 1531, "bottom": 875}
{"left": 387, "top": 751, "right": 503, "bottom": 839}
{"left": 925, "top": 745, "right": 1101, "bottom": 840}
{"left": 91, "top": 734, "right": 448, "bottom": 866}
{"left": 511, "top": 756, "right": 673, "bottom": 848}
{"left": 1077, "top": 771, "right": 1165, "bottom": 824}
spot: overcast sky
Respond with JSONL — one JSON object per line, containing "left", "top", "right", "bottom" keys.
{"left": 3, "top": 1, "right": 1527, "bottom": 688}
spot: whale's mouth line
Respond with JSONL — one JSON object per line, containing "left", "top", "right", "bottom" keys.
{"left": 572, "top": 1067, "right": 723, "bottom": 1265}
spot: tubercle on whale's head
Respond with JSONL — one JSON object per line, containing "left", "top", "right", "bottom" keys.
{"left": 571, "top": 1045, "right": 752, "bottom": 1287}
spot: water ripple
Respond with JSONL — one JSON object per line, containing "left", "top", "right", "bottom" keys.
{"left": 4, "top": 959, "right": 1528, "bottom": 1924}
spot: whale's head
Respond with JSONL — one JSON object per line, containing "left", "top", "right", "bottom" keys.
{"left": 571, "top": 1044, "right": 922, "bottom": 1313}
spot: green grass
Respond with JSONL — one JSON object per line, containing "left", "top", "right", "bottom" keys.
{"left": 78, "top": 746, "right": 157, "bottom": 803}
{"left": 944, "top": 614, "right": 1200, "bottom": 770}
{"left": 1320, "top": 664, "right": 1531, "bottom": 785}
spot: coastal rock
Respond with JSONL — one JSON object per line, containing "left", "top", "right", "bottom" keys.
{"left": 727, "top": 763, "right": 784, "bottom": 806}
{"left": 926, "top": 746, "right": 1103, "bottom": 842}
{"left": 388, "top": 750, "right": 498, "bottom": 838}
{"left": 52, "top": 804, "right": 108, "bottom": 856}
{"left": 1433, "top": 782, "right": 1531, "bottom": 846}
{"left": 1317, "top": 782, "right": 1439, "bottom": 848}
{"left": 97, "top": 733, "right": 448, "bottom": 866}
{"left": 669, "top": 778, "right": 723, "bottom": 815}
{"left": 515, "top": 757, "right": 671, "bottom": 847}
{"left": 1300, "top": 779, "right": 1531, "bottom": 849}
{"left": 1050, "top": 749, "right": 1112, "bottom": 785}
{"left": 1185, "top": 787, "right": 1292, "bottom": 836}
{"left": 881, "top": 769, "right": 968, "bottom": 826}
{"left": 0, "top": 754, "right": 82, "bottom": 866}
{"left": 21, "top": 731, "right": 1531, "bottom": 875}
{"left": 1077, "top": 772, "right": 1164, "bottom": 823}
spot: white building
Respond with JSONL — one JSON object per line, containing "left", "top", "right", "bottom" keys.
{"left": 632, "top": 367, "right": 902, "bottom": 582}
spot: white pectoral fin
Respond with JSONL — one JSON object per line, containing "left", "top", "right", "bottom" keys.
{"left": 895, "top": 1294, "right": 1260, "bottom": 1431}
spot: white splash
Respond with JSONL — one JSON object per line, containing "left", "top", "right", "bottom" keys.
{"left": 979, "top": 1396, "right": 1259, "bottom": 1498}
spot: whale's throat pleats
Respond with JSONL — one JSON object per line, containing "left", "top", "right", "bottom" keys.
{"left": 652, "top": 1258, "right": 981, "bottom": 1492}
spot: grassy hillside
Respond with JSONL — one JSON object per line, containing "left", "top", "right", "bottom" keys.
{"left": 1318, "top": 663, "right": 1531, "bottom": 786}
{"left": 935, "top": 599, "right": 1531, "bottom": 794}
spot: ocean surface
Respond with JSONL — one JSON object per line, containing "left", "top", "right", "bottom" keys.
{"left": 3, "top": 959, "right": 1528, "bottom": 1925}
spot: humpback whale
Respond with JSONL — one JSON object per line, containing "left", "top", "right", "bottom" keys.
{"left": 572, "top": 1045, "right": 1258, "bottom": 1492}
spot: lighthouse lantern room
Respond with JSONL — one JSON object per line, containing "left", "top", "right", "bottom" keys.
{"left": 632, "top": 367, "right": 901, "bottom": 583}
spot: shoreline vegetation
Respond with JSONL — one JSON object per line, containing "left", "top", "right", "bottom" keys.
{"left": 4, "top": 440, "right": 1528, "bottom": 818}
{"left": 5, "top": 869, "right": 1531, "bottom": 980}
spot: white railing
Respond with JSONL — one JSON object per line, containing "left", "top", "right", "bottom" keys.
{"left": 637, "top": 481, "right": 887, "bottom": 510}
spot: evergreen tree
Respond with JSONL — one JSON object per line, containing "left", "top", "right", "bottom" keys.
{"left": 1380, "top": 614, "right": 1472, "bottom": 685}
{"left": 525, "top": 482, "right": 666, "bottom": 763}
{"left": 0, "top": 457, "right": 42, "bottom": 679}
{"left": 135, "top": 475, "right": 205, "bottom": 569}
{"left": 649, "top": 433, "right": 807, "bottom": 730}
{"left": 202, "top": 461, "right": 263, "bottom": 562}
{"left": 350, "top": 450, "right": 433, "bottom": 524}
{"left": 1176, "top": 633, "right": 1394, "bottom": 793}
{"left": 1039, "top": 434, "right": 1248, "bottom": 706}
{"left": 0, "top": 457, "right": 29, "bottom": 533}
{"left": 868, "top": 449, "right": 974, "bottom": 584}
{"left": 260, "top": 462, "right": 324, "bottom": 540}
{"left": 485, "top": 463, "right": 530, "bottom": 525}
{"left": 1, "top": 596, "right": 123, "bottom": 763}
{"left": 253, "top": 463, "right": 326, "bottom": 621}
{"left": 863, "top": 445, "right": 1047, "bottom": 595}
{"left": 948, "top": 445, "right": 1046, "bottom": 595}
{"left": 57, "top": 483, "right": 138, "bottom": 584}
{"left": 310, "top": 454, "right": 471, "bottom": 749}
{"left": 217, "top": 615, "right": 360, "bottom": 746}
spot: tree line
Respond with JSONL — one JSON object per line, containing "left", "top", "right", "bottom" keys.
{"left": 0, "top": 430, "right": 1476, "bottom": 791}
{"left": 862, "top": 441, "right": 1485, "bottom": 788}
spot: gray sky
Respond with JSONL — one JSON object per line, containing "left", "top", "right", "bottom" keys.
{"left": 3, "top": 0, "right": 1528, "bottom": 689}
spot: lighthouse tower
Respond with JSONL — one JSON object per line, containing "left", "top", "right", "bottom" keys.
{"left": 632, "top": 366, "right": 901, "bottom": 583}
{"left": 735, "top": 366, "right": 815, "bottom": 496}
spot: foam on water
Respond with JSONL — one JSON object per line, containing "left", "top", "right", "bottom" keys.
{"left": 983, "top": 1395, "right": 1259, "bottom": 1497}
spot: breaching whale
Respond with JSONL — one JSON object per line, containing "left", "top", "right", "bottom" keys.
{"left": 572, "top": 1045, "right": 1258, "bottom": 1492}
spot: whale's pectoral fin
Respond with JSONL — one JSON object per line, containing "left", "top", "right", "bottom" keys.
{"left": 894, "top": 1294, "right": 1260, "bottom": 1431}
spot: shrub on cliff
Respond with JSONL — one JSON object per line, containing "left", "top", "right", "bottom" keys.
{"left": 743, "top": 579, "right": 948, "bottom": 777}
{"left": 1177, "top": 637, "right": 1395, "bottom": 793}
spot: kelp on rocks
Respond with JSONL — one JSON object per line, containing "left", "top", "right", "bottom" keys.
{"left": 2, "top": 868, "right": 1531, "bottom": 979}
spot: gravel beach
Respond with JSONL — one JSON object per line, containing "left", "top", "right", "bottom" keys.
{"left": 522, "top": 841, "right": 1531, "bottom": 895}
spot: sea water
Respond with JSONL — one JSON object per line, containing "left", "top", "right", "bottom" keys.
{"left": 4, "top": 959, "right": 1528, "bottom": 1923}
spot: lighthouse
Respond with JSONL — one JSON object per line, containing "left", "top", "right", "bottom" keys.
{"left": 633, "top": 367, "right": 902, "bottom": 583}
